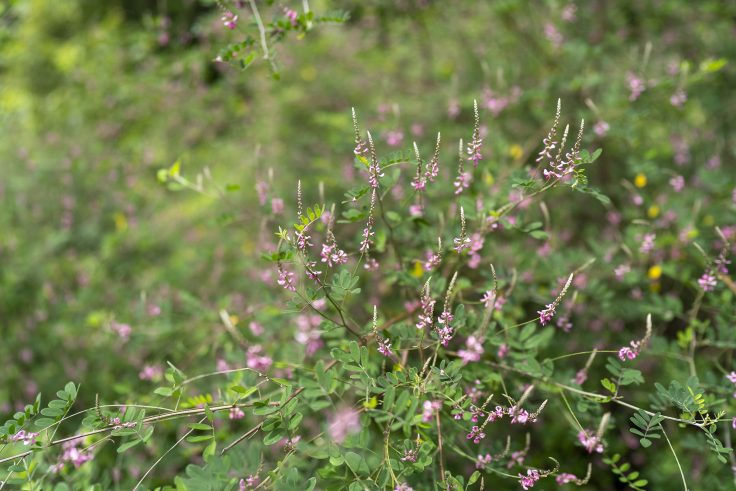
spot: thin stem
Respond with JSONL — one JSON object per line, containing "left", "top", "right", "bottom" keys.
{"left": 661, "top": 424, "right": 689, "bottom": 491}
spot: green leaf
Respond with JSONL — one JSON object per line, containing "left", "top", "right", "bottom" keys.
{"left": 117, "top": 439, "right": 142, "bottom": 453}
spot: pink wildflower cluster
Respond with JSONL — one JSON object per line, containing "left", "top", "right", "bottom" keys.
{"left": 639, "top": 233, "right": 656, "bottom": 254}
{"left": 458, "top": 335, "right": 484, "bottom": 364}
{"left": 421, "top": 400, "right": 441, "bottom": 423}
{"left": 416, "top": 282, "right": 435, "bottom": 330}
{"left": 377, "top": 337, "right": 392, "bottom": 357}
{"left": 295, "top": 313, "right": 323, "bottom": 356}
{"left": 466, "top": 425, "right": 486, "bottom": 443}
{"left": 436, "top": 310, "right": 454, "bottom": 346}
{"left": 394, "top": 484, "right": 414, "bottom": 491}
{"left": 284, "top": 7, "right": 298, "bottom": 26}
{"left": 556, "top": 473, "right": 578, "bottom": 484}
{"left": 110, "top": 321, "right": 132, "bottom": 341}
{"left": 475, "top": 453, "right": 492, "bottom": 468}
{"left": 401, "top": 448, "right": 418, "bottom": 463}
{"left": 627, "top": 72, "right": 646, "bottom": 101}
{"left": 50, "top": 439, "right": 93, "bottom": 472}
{"left": 277, "top": 265, "right": 296, "bottom": 291}
{"left": 320, "top": 242, "right": 348, "bottom": 267}
{"left": 485, "top": 405, "right": 540, "bottom": 425}
{"left": 578, "top": 430, "right": 604, "bottom": 453}
{"left": 519, "top": 468, "right": 541, "bottom": 489}
{"left": 9, "top": 430, "right": 38, "bottom": 446}
{"left": 480, "top": 291, "right": 505, "bottom": 311}
{"left": 221, "top": 10, "right": 238, "bottom": 30}
{"left": 466, "top": 233, "right": 484, "bottom": 269}
{"left": 618, "top": 340, "right": 641, "bottom": 361}
{"left": 328, "top": 407, "right": 361, "bottom": 443}
{"left": 246, "top": 345, "right": 273, "bottom": 372}
{"left": 239, "top": 475, "right": 260, "bottom": 490}
{"left": 230, "top": 407, "right": 245, "bottom": 420}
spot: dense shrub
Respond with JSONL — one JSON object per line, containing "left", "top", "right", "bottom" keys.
{"left": 1, "top": 0, "right": 735, "bottom": 489}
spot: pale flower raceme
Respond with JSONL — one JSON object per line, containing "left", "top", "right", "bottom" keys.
{"left": 538, "top": 274, "right": 574, "bottom": 326}
{"left": 416, "top": 280, "right": 436, "bottom": 330}
{"left": 536, "top": 99, "right": 560, "bottom": 168}
{"left": 467, "top": 100, "right": 483, "bottom": 167}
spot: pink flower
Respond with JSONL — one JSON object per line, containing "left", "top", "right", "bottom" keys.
{"left": 271, "top": 198, "right": 284, "bottom": 214}
{"left": 670, "top": 89, "right": 687, "bottom": 107}
{"left": 395, "top": 484, "right": 414, "bottom": 491}
{"left": 497, "top": 343, "right": 509, "bottom": 359}
{"left": 594, "top": 120, "right": 610, "bottom": 136}
{"left": 377, "top": 337, "right": 392, "bottom": 357}
{"left": 466, "top": 425, "right": 486, "bottom": 444}
{"left": 727, "top": 372, "right": 736, "bottom": 384}
{"left": 640, "top": 233, "right": 656, "bottom": 254}
{"left": 385, "top": 130, "right": 404, "bottom": 147}
{"left": 618, "top": 340, "right": 641, "bottom": 361}
{"left": 453, "top": 171, "right": 472, "bottom": 195}
{"left": 110, "top": 321, "right": 132, "bottom": 342}
{"left": 519, "top": 469, "right": 541, "bottom": 489}
{"left": 458, "top": 336, "right": 484, "bottom": 364}
{"left": 544, "top": 22, "right": 563, "bottom": 49}
{"left": 230, "top": 407, "right": 245, "bottom": 420}
{"left": 277, "top": 266, "right": 296, "bottom": 292}
{"left": 139, "top": 364, "right": 162, "bottom": 381}
{"left": 538, "top": 303, "right": 556, "bottom": 326}
{"left": 249, "top": 321, "right": 264, "bottom": 335}
{"left": 401, "top": 448, "right": 417, "bottom": 462}
{"left": 222, "top": 11, "right": 238, "bottom": 30}
{"left": 476, "top": 453, "right": 492, "bottom": 468}
{"left": 9, "top": 430, "right": 38, "bottom": 446}
{"left": 561, "top": 3, "right": 577, "bottom": 21}
{"left": 284, "top": 7, "right": 298, "bottom": 26}
{"left": 627, "top": 72, "right": 646, "bottom": 101}
{"left": 328, "top": 407, "right": 361, "bottom": 443}
{"left": 246, "top": 345, "right": 273, "bottom": 372}
{"left": 573, "top": 369, "right": 588, "bottom": 385}
{"left": 578, "top": 430, "right": 604, "bottom": 453}
{"left": 320, "top": 243, "right": 348, "bottom": 267}
{"left": 421, "top": 400, "right": 441, "bottom": 422}
{"left": 699, "top": 272, "right": 717, "bottom": 291}
{"left": 670, "top": 176, "right": 685, "bottom": 193}
{"left": 556, "top": 473, "right": 578, "bottom": 484}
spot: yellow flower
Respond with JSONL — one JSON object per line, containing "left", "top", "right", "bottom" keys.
{"left": 410, "top": 260, "right": 424, "bottom": 278}
{"left": 229, "top": 314, "right": 240, "bottom": 326}
{"left": 113, "top": 212, "right": 128, "bottom": 232}
{"left": 648, "top": 265, "right": 662, "bottom": 280}
{"left": 634, "top": 173, "right": 647, "bottom": 188}
{"left": 509, "top": 144, "right": 523, "bottom": 160}
{"left": 647, "top": 205, "right": 660, "bottom": 218}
